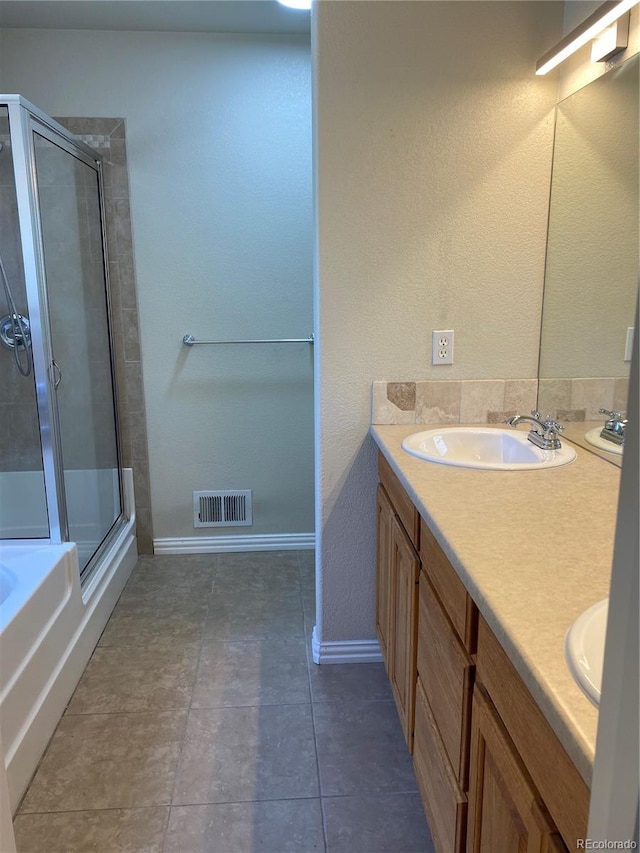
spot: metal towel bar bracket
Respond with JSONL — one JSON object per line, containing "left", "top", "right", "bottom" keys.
{"left": 183, "top": 333, "right": 314, "bottom": 347}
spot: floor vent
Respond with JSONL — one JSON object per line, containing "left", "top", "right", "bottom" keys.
{"left": 193, "top": 490, "right": 253, "bottom": 528}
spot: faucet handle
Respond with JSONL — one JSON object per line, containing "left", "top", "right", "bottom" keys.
{"left": 542, "top": 417, "right": 564, "bottom": 434}
{"left": 598, "top": 408, "right": 623, "bottom": 420}
{"left": 530, "top": 411, "right": 563, "bottom": 433}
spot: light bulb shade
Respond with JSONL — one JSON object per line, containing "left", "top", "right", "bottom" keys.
{"left": 278, "top": 0, "right": 311, "bottom": 9}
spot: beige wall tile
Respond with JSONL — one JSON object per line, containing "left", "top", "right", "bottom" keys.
{"left": 136, "top": 507, "right": 154, "bottom": 555}
{"left": 415, "top": 380, "right": 461, "bottom": 424}
{"left": 537, "top": 378, "right": 572, "bottom": 418}
{"left": 556, "top": 408, "right": 586, "bottom": 422}
{"left": 459, "top": 380, "right": 505, "bottom": 424}
{"left": 371, "top": 382, "right": 415, "bottom": 425}
{"left": 570, "top": 377, "right": 614, "bottom": 420}
{"left": 386, "top": 382, "right": 416, "bottom": 412}
{"left": 122, "top": 309, "right": 141, "bottom": 362}
{"left": 487, "top": 410, "right": 516, "bottom": 424}
{"left": 613, "top": 376, "right": 630, "bottom": 413}
{"left": 504, "top": 379, "right": 538, "bottom": 414}
{"left": 132, "top": 460, "right": 152, "bottom": 509}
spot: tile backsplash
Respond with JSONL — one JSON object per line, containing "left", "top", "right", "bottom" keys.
{"left": 538, "top": 377, "right": 629, "bottom": 422}
{"left": 372, "top": 377, "right": 628, "bottom": 425}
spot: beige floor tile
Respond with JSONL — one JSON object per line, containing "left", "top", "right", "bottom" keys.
{"left": 172, "top": 705, "right": 319, "bottom": 805}
{"left": 66, "top": 644, "right": 200, "bottom": 714}
{"left": 204, "top": 590, "right": 305, "bottom": 642}
{"left": 125, "top": 558, "right": 215, "bottom": 597}
{"left": 191, "top": 639, "right": 310, "bottom": 708}
{"left": 98, "top": 605, "right": 206, "bottom": 648}
{"left": 214, "top": 551, "right": 300, "bottom": 594}
{"left": 19, "top": 711, "right": 187, "bottom": 813}
{"left": 309, "top": 662, "right": 392, "bottom": 704}
{"left": 13, "top": 807, "right": 168, "bottom": 853}
{"left": 314, "top": 700, "right": 418, "bottom": 797}
{"left": 164, "top": 800, "right": 324, "bottom": 852}
{"left": 323, "top": 793, "right": 434, "bottom": 852}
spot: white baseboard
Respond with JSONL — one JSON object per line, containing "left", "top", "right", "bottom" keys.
{"left": 153, "top": 533, "right": 315, "bottom": 554}
{"left": 311, "top": 626, "right": 383, "bottom": 664}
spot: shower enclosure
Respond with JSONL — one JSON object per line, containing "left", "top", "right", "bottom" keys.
{"left": 0, "top": 95, "right": 126, "bottom": 577}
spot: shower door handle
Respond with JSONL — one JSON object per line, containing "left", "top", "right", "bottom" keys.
{"left": 50, "top": 360, "right": 62, "bottom": 389}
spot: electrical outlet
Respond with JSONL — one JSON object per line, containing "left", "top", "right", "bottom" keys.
{"left": 432, "top": 330, "right": 454, "bottom": 365}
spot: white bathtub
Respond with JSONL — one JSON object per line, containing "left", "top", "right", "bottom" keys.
{"left": 0, "top": 468, "right": 137, "bottom": 814}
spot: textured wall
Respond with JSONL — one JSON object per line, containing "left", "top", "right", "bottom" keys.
{"left": 313, "top": 1, "right": 563, "bottom": 644}
{"left": 0, "top": 29, "right": 314, "bottom": 542}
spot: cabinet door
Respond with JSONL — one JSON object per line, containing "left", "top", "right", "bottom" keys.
{"left": 376, "top": 484, "right": 394, "bottom": 674}
{"left": 389, "top": 514, "right": 419, "bottom": 750}
{"left": 467, "top": 685, "right": 564, "bottom": 853}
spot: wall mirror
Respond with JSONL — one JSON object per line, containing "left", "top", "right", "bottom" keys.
{"left": 537, "top": 53, "right": 638, "bottom": 467}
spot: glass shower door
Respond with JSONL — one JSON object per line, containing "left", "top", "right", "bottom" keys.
{"left": 0, "top": 106, "right": 49, "bottom": 538}
{"left": 33, "top": 124, "right": 121, "bottom": 573}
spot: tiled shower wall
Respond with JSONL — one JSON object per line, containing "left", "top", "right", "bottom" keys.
{"left": 372, "top": 378, "right": 629, "bottom": 425}
{"left": 56, "top": 118, "right": 153, "bottom": 553}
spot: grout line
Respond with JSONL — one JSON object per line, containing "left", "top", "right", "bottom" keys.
{"left": 168, "top": 794, "right": 325, "bottom": 808}
{"left": 15, "top": 804, "right": 171, "bottom": 817}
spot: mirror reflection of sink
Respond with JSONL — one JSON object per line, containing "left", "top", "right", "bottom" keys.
{"left": 401, "top": 428, "right": 577, "bottom": 471}
{"left": 584, "top": 427, "right": 623, "bottom": 456}
{"left": 565, "top": 598, "right": 608, "bottom": 707}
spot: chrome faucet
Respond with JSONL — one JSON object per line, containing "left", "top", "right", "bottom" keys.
{"left": 504, "top": 411, "right": 565, "bottom": 450}
{"left": 598, "top": 408, "right": 626, "bottom": 446}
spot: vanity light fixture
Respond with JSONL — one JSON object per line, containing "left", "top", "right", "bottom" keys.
{"left": 277, "top": 0, "right": 311, "bottom": 9}
{"left": 591, "top": 14, "right": 629, "bottom": 62}
{"left": 536, "top": 0, "right": 638, "bottom": 75}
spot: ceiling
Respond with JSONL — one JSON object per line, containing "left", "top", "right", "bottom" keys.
{"left": 0, "top": 1, "right": 311, "bottom": 35}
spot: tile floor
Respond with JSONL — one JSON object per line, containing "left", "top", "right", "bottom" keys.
{"left": 13, "top": 551, "right": 434, "bottom": 852}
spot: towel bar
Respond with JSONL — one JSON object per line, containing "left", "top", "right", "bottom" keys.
{"left": 182, "top": 333, "right": 314, "bottom": 347}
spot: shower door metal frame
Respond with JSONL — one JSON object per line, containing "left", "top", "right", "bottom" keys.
{"left": 3, "top": 96, "right": 127, "bottom": 574}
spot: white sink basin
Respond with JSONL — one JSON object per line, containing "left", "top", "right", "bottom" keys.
{"left": 565, "top": 598, "right": 608, "bottom": 707}
{"left": 584, "top": 427, "right": 623, "bottom": 455}
{"left": 401, "top": 427, "right": 577, "bottom": 470}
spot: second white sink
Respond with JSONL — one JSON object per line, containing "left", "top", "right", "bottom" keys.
{"left": 401, "top": 427, "right": 577, "bottom": 471}
{"left": 565, "top": 598, "right": 608, "bottom": 707}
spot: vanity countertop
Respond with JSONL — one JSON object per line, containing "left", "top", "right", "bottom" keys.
{"left": 370, "top": 423, "right": 620, "bottom": 787}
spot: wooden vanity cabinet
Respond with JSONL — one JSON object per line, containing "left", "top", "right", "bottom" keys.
{"left": 376, "top": 455, "right": 420, "bottom": 750}
{"left": 375, "top": 452, "right": 587, "bottom": 853}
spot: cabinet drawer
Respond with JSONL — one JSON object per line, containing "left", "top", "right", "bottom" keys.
{"left": 418, "top": 573, "right": 474, "bottom": 789}
{"left": 420, "top": 518, "right": 477, "bottom": 652}
{"left": 414, "top": 677, "right": 467, "bottom": 853}
{"left": 379, "top": 452, "right": 419, "bottom": 546}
